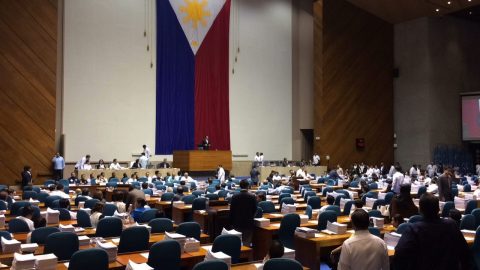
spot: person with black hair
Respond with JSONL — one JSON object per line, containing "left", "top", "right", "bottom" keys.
{"left": 125, "top": 184, "right": 145, "bottom": 212}
{"left": 319, "top": 195, "right": 335, "bottom": 213}
{"left": 389, "top": 184, "right": 418, "bottom": 219}
{"left": 90, "top": 202, "right": 104, "bottom": 228}
{"left": 50, "top": 184, "right": 70, "bottom": 199}
{"left": 17, "top": 205, "right": 36, "bottom": 231}
{"left": 112, "top": 191, "right": 126, "bottom": 213}
{"left": 21, "top": 165, "right": 33, "bottom": 188}
{"left": 131, "top": 198, "right": 149, "bottom": 222}
{"left": 230, "top": 179, "right": 257, "bottom": 246}
{"left": 392, "top": 214, "right": 404, "bottom": 228}
{"left": 449, "top": 208, "right": 462, "bottom": 228}
{"left": 337, "top": 209, "right": 389, "bottom": 270}
{"left": 263, "top": 240, "right": 284, "bottom": 263}
{"left": 394, "top": 193, "right": 472, "bottom": 270}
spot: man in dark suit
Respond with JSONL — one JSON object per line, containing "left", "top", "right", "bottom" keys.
{"left": 229, "top": 179, "right": 257, "bottom": 246}
{"left": 394, "top": 193, "right": 471, "bottom": 270}
{"left": 157, "top": 158, "right": 170, "bottom": 169}
{"left": 21, "top": 165, "right": 32, "bottom": 188}
{"left": 125, "top": 184, "right": 145, "bottom": 212}
{"left": 201, "top": 135, "right": 210, "bottom": 150}
{"left": 438, "top": 168, "right": 453, "bottom": 202}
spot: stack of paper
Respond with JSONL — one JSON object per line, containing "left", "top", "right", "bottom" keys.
{"left": 461, "top": 229, "right": 476, "bottom": 238}
{"left": 281, "top": 203, "right": 296, "bottom": 214}
{"left": 464, "top": 193, "right": 476, "bottom": 201}
{"left": 78, "top": 236, "right": 91, "bottom": 246}
{"left": 221, "top": 228, "right": 242, "bottom": 240}
{"left": 370, "top": 217, "right": 384, "bottom": 228}
{"left": 347, "top": 190, "right": 358, "bottom": 200}
{"left": 311, "top": 209, "right": 320, "bottom": 220}
{"left": 326, "top": 221, "right": 347, "bottom": 234}
{"left": 294, "top": 227, "right": 318, "bottom": 238}
{"left": 96, "top": 241, "right": 118, "bottom": 262}
{"left": 173, "top": 201, "right": 185, "bottom": 207}
{"left": 80, "top": 208, "right": 91, "bottom": 215}
{"left": 299, "top": 215, "right": 309, "bottom": 224}
{"left": 410, "top": 185, "right": 420, "bottom": 194}
{"left": 384, "top": 232, "right": 401, "bottom": 249}
{"left": 377, "top": 193, "right": 386, "bottom": 200}
{"left": 125, "top": 260, "right": 153, "bottom": 270}
{"left": 20, "top": 243, "right": 38, "bottom": 253}
{"left": 164, "top": 232, "right": 186, "bottom": 252}
{"left": 46, "top": 208, "right": 60, "bottom": 224}
{"left": 114, "top": 210, "right": 128, "bottom": 220}
{"left": 78, "top": 201, "right": 85, "bottom": 209}
{"left": 365, "top": 198, "right": 376, "bottom": 209}
{"left": 454, "top": 196, "right": 467, "bottom": 210}
{"left": 0, "top": 214, "right": 5, "bottom": 228}
{"left": 339, "top": 198, "right": 351, "bottom": 211}
{"left": 282, "top": 247, "right": 295, "bottom": 260}
{"left": 132, "top": 223, "right": 152, "bottom": 234}
{"left": 204, "top": 249, "right": 231, "bottom": 267}
{"left": 11, "top": 253, "right": 35, "bottom": 270}
{"left": 1, "top": 236, "right": 21, "bottom": 253}
{"left": 184, "top": 238, "right": 200, "bottom": 253}
{"left": 290, "top": 194, "right": 297, "bottom": 201}
{"left": 326, "top": 191, "right": 340, "bottom": 199}
{"left": 59, "top": 224, "right": 75, "bottom": 233}
{"left": 28, "top": 198, "right": 40, "bottom": 206}
{"left": 35, "top": 253, "right": 57, "bottom": 270}
{"left": 254, "top": 218, "right": 270, "bottom": 227}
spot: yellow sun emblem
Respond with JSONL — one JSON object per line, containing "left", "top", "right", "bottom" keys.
{"left": 180, "top": 0, "right": 211, "bottom": 30}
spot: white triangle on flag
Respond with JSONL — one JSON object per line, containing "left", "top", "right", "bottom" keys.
{"left": 170, "top": 0, "right": 226, "bottom": 55}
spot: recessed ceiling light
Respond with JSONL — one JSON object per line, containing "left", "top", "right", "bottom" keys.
{"left": 447, "top": 1, "right": 451, "bottom": 4}
{"left": 470, "top": 11, "right": 473, "bottom": 14}
{"left": 468, "top": 0, "right": 471, "bottom": 2}
{"left": 436, "top": 8, "right": 440, "bottom": 12}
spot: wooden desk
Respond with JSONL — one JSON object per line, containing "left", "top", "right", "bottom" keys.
{"left": 173, "top": 150, "right": 232, "bottom": 171}
{"left": 76, "top": 168, "right": 179, "bottom": 179}
{"left": 257, "top": 166, "right": 327, "bottom": 184}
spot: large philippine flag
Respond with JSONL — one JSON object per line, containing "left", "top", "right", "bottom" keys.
{"left": 156, "top": 0, "right": 231, "bottom": 154}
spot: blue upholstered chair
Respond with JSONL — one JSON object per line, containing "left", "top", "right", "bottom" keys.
{"left": 68, "top": 248, "right": 109, "bottom": 270}
{"left": 147, "top": 240, "right": 181, "bottom": 270}
{"left": 31, "top": 227, "right": 60, "bottom": 244}
{"left": 263, "top": 258, "right": 303, "bottom": 270}
{"left": 95, "top": 217, "right": 123, "bottom": 238}
{"left": 44, "top": 232, "right": 79, "bottom": 261}
{"left": 318, "top": 210, "right": 337, "bottom": 231}
{"left": 118, "top": 226, "right": 150, "bottom": 253}
{"left": 149, "top": 218, "right": 174, "bottom": 233}
{"left": 278, "top": 213, "right": 300, "bottom": 249}
{"left": 212, "top": 234, "right": 242, "bottom": 264}
{"left": 176, "top": 222, "right": 201, "bottom": 241}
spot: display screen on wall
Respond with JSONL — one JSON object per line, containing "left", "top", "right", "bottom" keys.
{"left": 462, "top": 95, "right": 480, "bottom": 141}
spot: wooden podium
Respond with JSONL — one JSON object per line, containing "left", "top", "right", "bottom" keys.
{"left": 173, "top": 150, "right": 232, "bottom": 171}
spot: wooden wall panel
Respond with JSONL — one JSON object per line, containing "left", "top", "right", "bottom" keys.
{"left": 314, "top": 0, "right": 394, "bottom": 169}
{"left": 0, "top": 0, "right": 57, "bottom": 185}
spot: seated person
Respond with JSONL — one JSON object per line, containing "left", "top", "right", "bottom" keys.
{"left": 152, "top": 170, "right": 163, "bottom": 181}
{"left": 68, "top": 172, "right": 79, "bottom": 184}
{"left": 90, "top": 202, "right": 104, "bottom": 228}
{"left": 49, "top": 184, "right": 70, "bottom": 199}
{"left": 59, "top": 198, "right": 77, "bottom": 219}
{"left": 80, "top": 188, "right": 92, "bottom": 200}
{"left": 79, "top": 174, "right": 88, "bottom": 185}
{"left": 112, "top": 191, "right": 127, "bottom": 213}
{"left": 131, "top": 198, "right": 149, "bottom": 222}
{"left": 83, "top": 161, "right": 92, "bottom": 170}
{"left": 109, "top": 159, "right": 124, "bottom": 170}
{"left": 92, "top": 191, "right": 104, "bottom": 202}
{"left": 173, "top": 186, "right": 185, "bottom": 202}
{"left": 180, "top": 172, "right": 197, "bottom": 184}
{"left": 449, "top": 209, "right": 462, "bottom": 228}
{"left": 179, "top": 180, "right": 190, "bottom": 192}
{"left": 320, "top": 195, "right": 335, "bottom": 212}
{"left": 96, "top": 159, "right": 106, "bottom": 169}
{"left": 392, "top": 214, "right": 404, "bottom": 228}
{"left": 131, "top": 159, "right": 141, "bottom": 169}
{"left": 263, "top": 240, "right": 285, "bottom": 264}
{"left": 17, "top": 205, "right": 36, "bottom": 231}
{"left": 157, "top": 159, "right": 170, "bottom": 169}
{"left": 88, "top": 173, "right": 96, "bottom": 184}
{"left": 109, "top": 172, "right": 118, "bottom": 181}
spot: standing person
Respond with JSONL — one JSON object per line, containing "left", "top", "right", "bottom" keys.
{"left": 229, "top": 180, "right": 257, "bottom": 246}
{"left": 394, "top": 193, "right": 472, "bottom": 270}
{"left": 389, "top": 184, "right": 418, "bottom": 219}
{"left": 217, "top": 165, "right": 226, "bottom": 184}
{"left": 125, "top": 185, "right": 145, "bottom": 212}
{"left": 392, "top": 165, "right": 404, "bottom": 194}
{"left": 21, "top": 166, "right": 33, "bottom": 189}
{"left": 250, "top": 164, "right": 260, "bottom": 186}
{"left": 200, "top": 136, "right": 210, "bottom": 150}
{"left": 52, "top": 153, "right": 65, "bottom": 180}
{"left": 139, "top": 153, "right": 148, "bottom": 169}
{"left": 312, "top": 153, "right": 320, "bottom": 166}
{"left": 75, "top": 155, "right": 90, "bottom": 170}
{"left": 336, "top": 209, "right": 389, "bottom": 270}
{"left": 438, "top": 168, "right": 453, "bottom": 202}
{"left": 143, "top": 145, "right": 151, "bottom": 159}
{"left": 254, "top": 152, "right": 261, "bottom": 162}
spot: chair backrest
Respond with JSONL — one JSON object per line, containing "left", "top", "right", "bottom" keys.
{"left": 369, "top": 183, "right": 378, "bottom": 190}
{"left": 368, "top": 227, "right": 381, "bottom": 237}
{"left": 118, "top": 226, "right": 150, "bottom": 253}
{"left": 384, "top": 192, "right": 394, "bottom": 204}
{"left": 36, "top": 192, "right": 49, "bottom": 203}
{"left": 441, "top": 201, "right": 455, "bottom": 217}
{"left": 77, "top": 210, "right": 92, "bottom": 227}
{"left": 305, "top": 205, "right": 313, "bottom": 219}
{"left": 147, "top": 240, "right": 181, "bottom": 270}
{"left": 192, "top": 190, "right": 205, "bottom": 197}
{"left": 263, "top": 258, "right": 303, "bottom": 270}
{"left": 212, "top": 234, "right": 242, "bottom": 264}
{"left": 258, "top": 201, "right": 276, "bottom": 213}
{"left": 464, "top": 184, "right": 472, "bottom": 192}
{"left": 56, "top": 208, "right": 71, "bottom": 220}
{"left": 334, "top": 195, "right": 348, "bottom": 206}
{"left": 10, "top": 202, "right": 31, "bottom": 216}
{"left": 31, "top": 227, "right": 60, "bottom": 244}
{"left": 205, "top": 193, "right": 219, "bottom": 201}
{"left": 279, "top": 213, "right": 301, "bottom": 249}
{"left": 322, "top": 187, "right": 334, "bottom": 197}
{"left": 23, "top": 191, "right": 37, "bottom": 200}
{"left": 472, "top": 226, "right": 480, "bottom": 269}
{"left": 460, "top": 214, "right": 477, "bottom": 230}
{"left": 279, "top": 197, "right": 295, "bottom": 211}
{"left": 192, "top": 198, "right": 207, "bottom": 211}
{"left": 335, "top": 190, "right": 350, "bottom": 198}
{"left": 417, "top": 186, "right": 427, "bottom": 197}
{"left": 303, "top": 191, "right": 317, "bottom": 201}
{"left": 307, "top": 196, "right": 321, "bottom": 210}
{"left": 161, "top": 192, "right": 175, "bottom": 201}
{"left": 218, "top": 190, "right": 229, "bottom": 198}
{"left": 44, "top": 180, "right": 56, "bottom": 187}
{"left": 318, "top": 210, "right": 337, "bottom": 230}
{"left": 465, "top": 200, "right": 479, "bottom": 215}
{"left": 408, "top": 215, "right": 424, "bottom": 223}
{"left": 143, "top": 189, "right": 153, "bottom": 195}
{"left": 368, "top": 210, "right": 382, "bottom": 218}
{"left": 452, "top": 188, "right": 459, "bottom": 197}
{"left": 372, "top": 199, "right": 386, "bottom": 210}
{"left": 44, "top": 232, "right": 79, "bottom": 261}
{"left": 148, "top": 218, "right": 174, "bottom": 233}
{"left": 0, "top": 200, "right": 7, "bottom": 211}
{"left": 349, "top": 180, "right": 359, "bottom": 188}
{"left": 95, "top": 217, "right": 123, "bottom": 238}
{"left": 140, "top": 209, "right": 158, "bottom": 223}
{"left": 0, "top": 231, "right": 12, "bottom": 249}
{"left": 396, "top": 223, "right": 410, "bottom": 234}
{"left": 343, "top": 200, "right": 354, "bottom": 215}
{"left": 156, "top": 185, "right": 167, "bottom": 191}
{"left": 8, "top": 218, "right": 30, "bottom": 233}
{"left": 255, "top": 207, "right": 263, "bottom": 218}
{"left": 325, "top": 205, "right": 341, "bottom": 216}
{"left": 102, "top": 203, "right": 118, "bottom": 217}
{"left": 74, "top": 196, "right": 89, "bottom": 206}
{"left": 58, "top": 179, "right": 69, "bottom": 187}
{"left": 108, "top": 178, "right": 119, "bottom": 183}
{"left": 68, "top": 248, "right": 109, "bottom": 270}
{"left": 176, "top": 222, "right": 201, "bottom": 241}
{"left": 138, "top": 177, "right": 148, "bottom": 183}
{"left": 182, "top": 195, "right": 197, "bottom": 204}
{"left": 106, "top": 182, "right": 118, "bottom": 188}
{"left": 192, "top": 260, "right": 229, "bottom": 270}
{"left": 472, "top": 208, "right": 480, "bottom": 228}
{"left": 84, "top": 199, "right": 100, "bottom": 209}
{"left": 279, "top": 193, "right": 291, "bottom": 201}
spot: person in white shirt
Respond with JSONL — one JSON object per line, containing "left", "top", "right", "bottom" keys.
{"left": 139, "top": 153, "right": 149, "bottom": 168}
{"left": 259, "top": 153, "right": 264, "bottom": 162}
{"left": 90, "top": 202, "right": 104, "bottom": 228}
{"left": 254, "top": 152, "right": 261, "bottom": 162}
{"left": 180, "top": 172, "right": 197, "bottom": 184}
{"left": 319, "top": 195, "right": 335, "bottom": 213}
{"left": 217, "top": 165, "right": 226, "bottom": 183}
{"left": 145, "top": 172, "right": 153, "bottom": 183}
{"left": 337, "top": 165, "right": 344, "bottom": 177}
{"left": 49, "top": 184, "right": 70, "bottom": 199}
{"left": 83, "top": 161, "right": 92, "bottom": 170}
{"left": 109, "top": 159, "right": 124, "bottom": 170}
{"left": 312, "top": 153, "right": 320, "bottom": 166}
{"left": 75, "top": 154, "right": 90, "bottom": 170}
{"left": 409, "top": 164, "right": 418, "bottom": 179}
{"left": 392, "top": 166, "right": 405, "bottom": 194}
{"left": 336, "top": 209, "right": 389, "bottom": 270}
{"left": 143, "top": 145, "right": 151, "bottom": 159}
{"left": 17, "top": 205, "right": 36, "bottom": 232}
